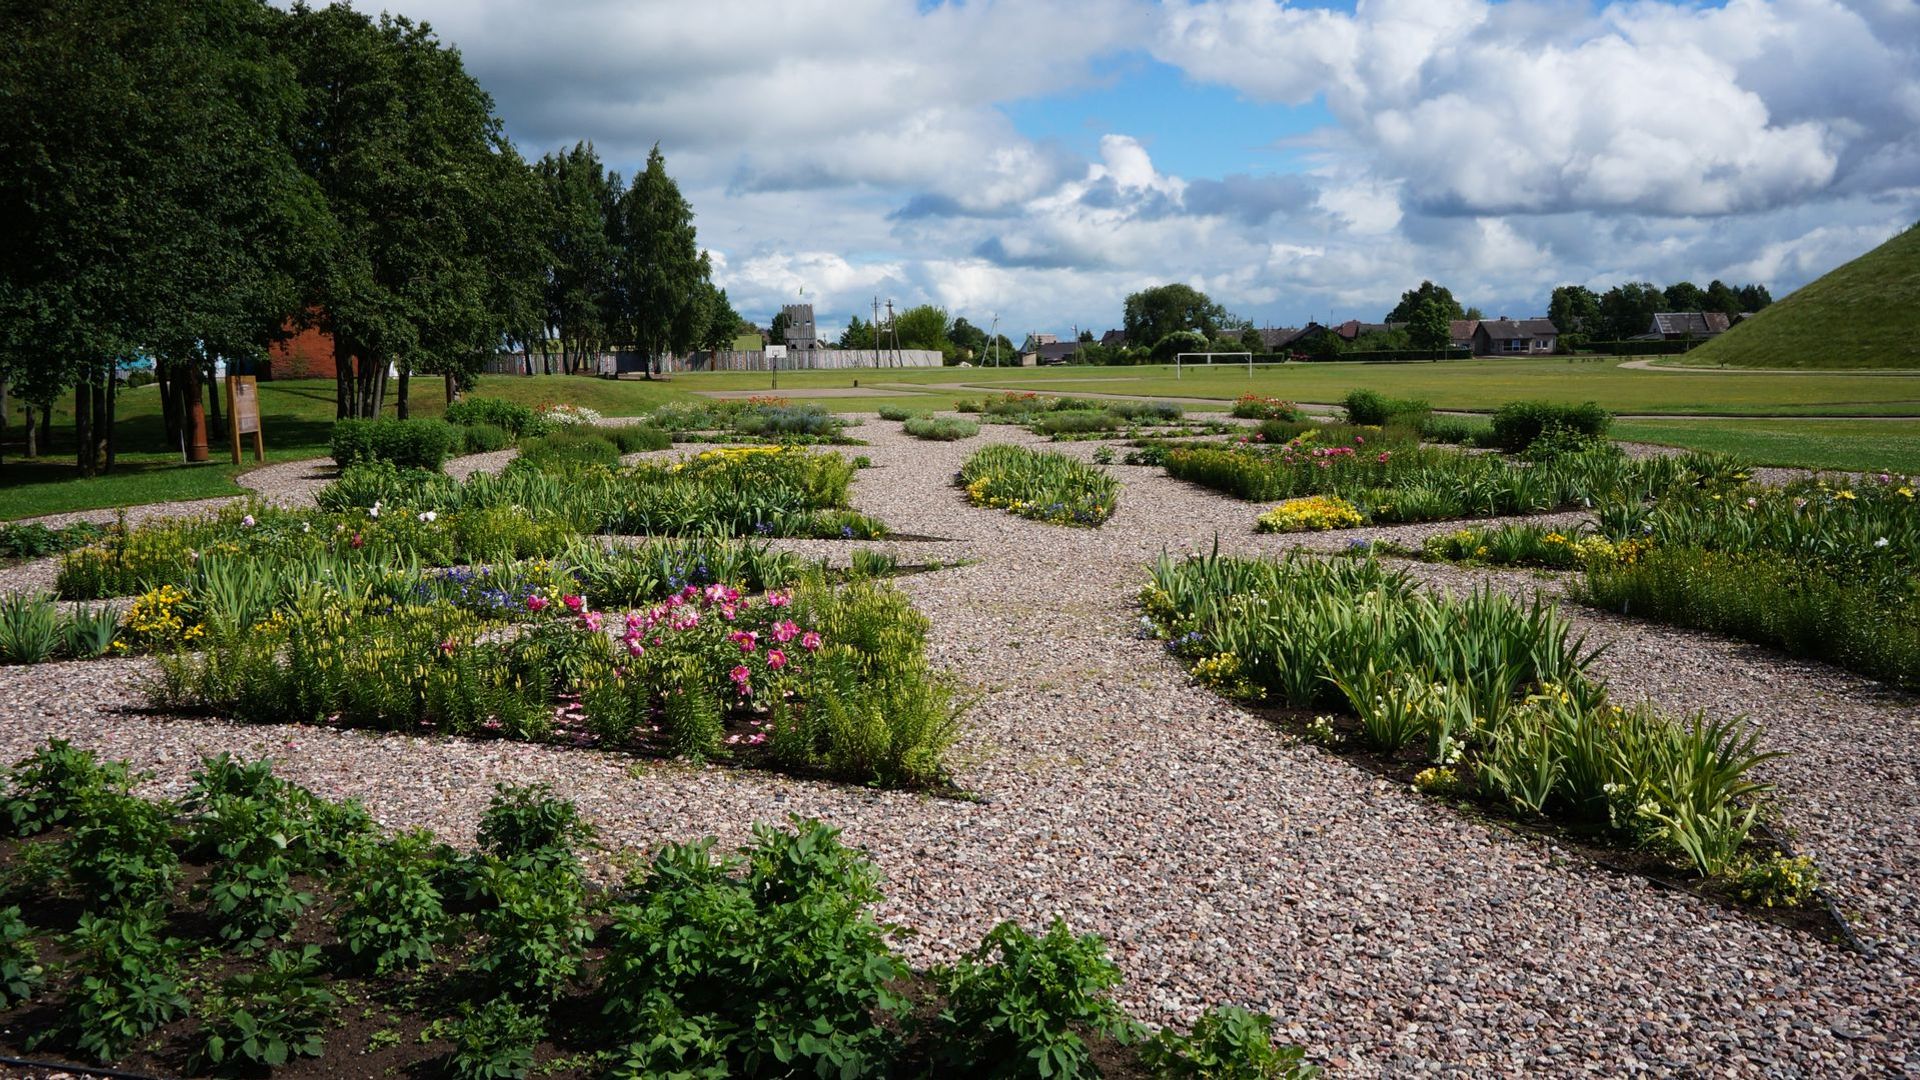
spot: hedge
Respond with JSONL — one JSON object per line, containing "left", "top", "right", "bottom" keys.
{"left": 329, "top": 419, "right": 459, "bottom": 471}
{"left": 1487, "top": 400, "right": 1612, "bottom": 452}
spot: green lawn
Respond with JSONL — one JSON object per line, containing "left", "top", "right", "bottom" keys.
{"left": 7, "top": 359, "right": 1920, "bottom": 518}
{"left": 1611, "top": 419, "right": 1920, "bottom": 473}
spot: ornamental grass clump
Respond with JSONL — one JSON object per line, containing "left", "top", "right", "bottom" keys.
{"left": 958, "top": 444, "right": 1119, "bottom": 526}
{"left": 903, "top": 415, "right": 980, "bottom": 441}
{"left": 1142, "top": 550, "right": 1795, "bottom": 885}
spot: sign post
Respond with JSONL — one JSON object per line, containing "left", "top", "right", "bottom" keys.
{"left": 226, "top": 375, "right": 264, "bottom": 465}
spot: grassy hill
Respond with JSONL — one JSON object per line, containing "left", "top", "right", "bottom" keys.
{"left": 1684, "top": 223, "right": 1920, "bottom": 368}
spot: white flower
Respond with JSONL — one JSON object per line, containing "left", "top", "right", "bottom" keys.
{"left": 1874, "top": 537, "right": 1889, "bottom": 548}
{"left": 418, "top": 511, "right": 437, "bottom": 523}
{"left": 368, "top": 501, "right": 381, "bottom": 519}
{"left": 241, "top": 514, "right": 256, "bottom": 527}
{"left": 302, "top": 521, "right": 311, "bottom": 534}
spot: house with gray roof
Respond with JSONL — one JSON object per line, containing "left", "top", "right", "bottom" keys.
{"left": 1471, "top": 318, "right": 1558, "bottom": 356}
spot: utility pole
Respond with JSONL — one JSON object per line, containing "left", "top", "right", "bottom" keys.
{"left": 872, "top": 296, "right": 881, "bottom": 369}
{"left": 989, "top": 314, "right": 999, "bottom": 368}
{"left": 884, "top": 299, "right": 897, "bottom": 369}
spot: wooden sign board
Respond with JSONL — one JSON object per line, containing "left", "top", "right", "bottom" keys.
{"left": 226, "top": 375, "right": 264, "bottom": 464}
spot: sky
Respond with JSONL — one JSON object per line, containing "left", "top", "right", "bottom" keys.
{"left": 385, "top": 0, "right": 1918, "bottom": 340}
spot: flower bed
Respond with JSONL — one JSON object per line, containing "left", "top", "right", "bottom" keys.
{"left": 152, "top": 569, "right": 956, "bottom": 789}
{"left": 0, "top": 744, "right": 1318, "bottom": 1078}
{"left": 957, "top": 445, "right": 1118, "bottom": 527}
{"left": 1140, "top": 551, "right": 1819, "bottom": 910}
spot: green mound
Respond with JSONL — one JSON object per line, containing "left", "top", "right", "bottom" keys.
{"left": 1685, "top": 224, "right": 1920, "bottom": 369}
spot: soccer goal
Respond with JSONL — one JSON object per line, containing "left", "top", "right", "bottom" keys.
{"left": 1174, "top": 351, "right": 1253, "bottom": 379}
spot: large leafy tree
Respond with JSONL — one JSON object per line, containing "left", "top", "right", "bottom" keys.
{"left": 534, "top": 142, "right": 621, "bottom": 374}
{"left": 1663, "top": 281, "right": 1706, "bottom": 312}
{"left": 892, "top": 305, "right": 953, "bottom": 355}
{"left": 1598, "top": 282, "right": 1665, "bottom": 340}
{"left": 1385, "top": 280, "right": 1466, "bottom": 323}
{"left": 696, "top": 283, "right": 743, "bottom": 354}
{"left": 615, "top": 145, "right": 709, "bottom": 377}
{"left": 1407, "top": 298, "right": 1452, "bottom": 351}
{"left": 281, "top": 3, "right": 514, "bottom": 418}
{"left": 1122, "top": 284, "right": 1228, "bottom": 349}
{"left": 1547, "top": 285, "right": 1601, "bottom": 336}
{"left": 0, "top": 0, "right": 326, "bottom": 471}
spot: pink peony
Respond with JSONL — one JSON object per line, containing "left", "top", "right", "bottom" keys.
{"left": 526, "top": 595, "right": 549, "bottom": 612}
{"left": 771, "top": 620, "right": 800, "bottom": 644}
{"left": 767, "top": 648, "right": 788, "bottom": 670}
{"left": 563, "top": 594, "right": 584, "bottom": 612}
{"left": 800, "top": 631, "right": 823, "bottom": 651}
{"left": 766, "top": 590, "right": 791, "bottom": 608}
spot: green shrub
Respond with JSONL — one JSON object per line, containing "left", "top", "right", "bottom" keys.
{"left": 55, "top": 788, "right": 181, "bottom": 907}
{"left": 516, "top": 427, "right": 621, "bottom": 470}
{"left": 337, "top": 830, "right": 453, "bottom": 975}
{"left": 460, "top": 422, "right": 510, "bottom": 454}
{"left": 2, "top": 739, "right": 134, "bottom": 837}
{"left": 330, "top": 418, "right": 459, "bottom": 471}
{"left": 959, "top": 444, "right": 1119, "bottom": 527}
{"left": 607, "top": 424, "right": 673, "bottom": 453}
{"left": 441, "top": 996, "right": 542, "bottom": 1080}
{"left": 0, "top": 906, "right": 44, "bottom": 1009}
{"left": 1488, "top": 400, "right": 1612, "bottom": 452}
{"left": 1109, "top": 399, "right": 1184, "bottom": 423}
{"left": 1031, "top": 408, "right": 1119, "bottom": 436}
{"left": 194, "top": 945, "right": 336, "bottom": 1071}
{"left": 599, "top": 819, "right": 908, "bottom": 1078}
{"left": 468, "top": 858, "right": 591, "bottom": 1005}
{"left": 934, "top": 918, "right": 1133, "bottom": 1078}
{"left": 1229, "top": 394, "right": 1300, "bottom": 421}
{"left": 903, "top": 415, "right": 980, "bottom": 441}
{"left": 0, "top": 521, "right": 105, "bottom": 561}
{"left": 444, "top": 397, "right": 547, "bottom": 438}
{"left": 1341, "top": 388, "right": 1430, "bottom": 427}
{"left": 1142, "top": 1005, "right": 1321, "bottom": 1079}
{"left": 0, "top": 592, "right": 63, "bottom": 664}
{"left": 47, "top": 905, "right": 190, "bottom": 1063}
{"left": 733, "top": 403, "right": 847, "bottom": 440}
{"left": 477, "top": 781, "right": 595, "bottom": 876}
{"left": 1418, "top": 415, "right": 1489, "bottom": 445}
{"left": 876, "top": 404, "right": 918, "bottom": 421}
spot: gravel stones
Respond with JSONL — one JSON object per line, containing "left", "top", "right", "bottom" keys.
{"left": 1, "top": 422, "right": 1917, "bottom": 1076}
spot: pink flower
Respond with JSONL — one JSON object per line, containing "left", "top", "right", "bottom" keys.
{"left": 800, "top": 631, "right": 823, "bottom": 651}
{"left": 730, "top": 664, "right": 751, "bottom": 683}
{"left": 563, "top": 594, "right": 584, "bottom": 612}
{"left": 771, "top": 620, "right": 800, "bottom": 644}
{"left": 626, "top": 641, "right": 644, "bottom": 657}
{"left": 766, "top": 590, "right": 791, "bottom": 608}
{"left": 1376, "top": 452, "right": 1390, "bottom": 463}
{"left": 438, "top": 638, "right": 457, "bottom": 656}
{"left": 582, "top": 611, "right": 604, "bottom": 632}
{"left": 767, "top": 648, "right": 788, "bottom": 670}
{"left": 730, "top": 630, "right": 759, "bottom": 653}
{"left": 1354, "top": 435, "right": 1365, "bottom": 444}
{"left": 526, "top": 595, "right": 549, "bottom": 612}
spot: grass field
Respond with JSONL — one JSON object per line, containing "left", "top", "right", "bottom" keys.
{"left": 5, "top": 357, "right": 1920, "bottom": 518}
{"left": 1682, "top": 224, "right": 1919, "bottom": 370}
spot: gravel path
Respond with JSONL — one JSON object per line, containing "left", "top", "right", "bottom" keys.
{"left": 1, "top": 423, "right": 1916, "bottom": 1076}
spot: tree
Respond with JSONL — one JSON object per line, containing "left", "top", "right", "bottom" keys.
{"left": 1385, "top": 280, "right": 1466, "bottom": 323}
{"left": 1703, "top": 279, "right": 1742, "bottom": 316}
{"left": 1463, "top": 306, "right": 1485, "bottom": 320}
{"left": 1547, "top": 286, "right": 1601, "bottom": 336}
{"left": 282, "top": 4, "right": 516, "bottom": 418}
{"left": 534, "top": 142, "right": 621, "bottom": 374}
{"left": 837, "top": 315, "right": 873, "bottom": 350}
{"left": 769, "top": 310, "right": 792, "bottom": 347}
{"left": 695, "top": 283, "right": 741, "bottom": 354}
{"left": 1408, "top": 298, "right": 1452, "bottom": 352}
{"left": 1737, "top": 283, "right": 1773, "bottom": 311}
{"left": 1077, "top": 329, "right": 1094, "bottom": 344}
{"left": 0, "top": 0, "right": 328, "bottom": 472}
{"left": 614, "top": 144, "right": 709, "bottom": 376}
{"left": 948, "top": 317, "right": 987, "bottom": 358}
{"left": 1122, "top": 284, "right": 1228, "bottom": 349}
{"left": 892, "top": 305, "right": 953, "bottom": 355}
{"left": 1663, "top": 281, "right": 1706, "bottom": 312}
{"left": 1598, "top": 282, "right": 1664, "bottom": 340}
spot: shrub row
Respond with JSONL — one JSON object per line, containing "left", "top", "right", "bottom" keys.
{"left": 902, "top": 415, "right": 979, "bottom": 441}
{"left": 330, "top": 418, "right": 460, "bottom": 471}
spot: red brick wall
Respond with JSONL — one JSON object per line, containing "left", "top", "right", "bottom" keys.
{"left": 266, "top": 323, "right": 339, "bottom": 381}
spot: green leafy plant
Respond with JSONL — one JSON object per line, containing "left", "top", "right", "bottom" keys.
{"left": 336, "top": 830, "right": 453, "bottom": 975}
{"left": 0, "top": 906, "right": 45, "bottom": 1009}
{"left": 440, "top": 996, "right": 543, "bottom": 1080}
{"left": 43, "top": 905, "right": 190, "bottom": 1064}
{"left": 903, "top": 415, "right": 979, "bottom": 441}
{"left": 2, "top": 739, "right": 135, "bottom": 836}
{"left": 1142, "top": 1005, "right": 1321, "bottom": 1079}
{"left": 467, "top": 859, "right": 591, "bottom": 1005}
{"left": 959, "top": 444, "right": 1119, "bottom": 527}
{"left": 194, "top": 945, "right": 337, "bottom": 1070}
{"left": 936, "top": 918, "right": 1134, "bottom": 1078}
{"left": 0, "top": 592, "right": 63, "bottom": 664}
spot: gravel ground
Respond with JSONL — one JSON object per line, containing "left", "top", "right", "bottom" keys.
{"left": 1, "top": 422, "right": 1916, "bottom": 1076}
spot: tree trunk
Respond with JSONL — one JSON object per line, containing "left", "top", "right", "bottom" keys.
{"left": 37, "top": 405, "right": 49, "bottom": 457}
{"left": 184, "top": 363, "right": 209, "bottom": 462}
{"left": 23, "top": 405, "right": 35, "bottom": 458}
{"left": 396, "top": 366, "right": 410, "bottom": 420}
{"left": 102, "top": 375, "right": 116, "bottom": 472}
{"left": 74, "top": 377, "right": 93, "bottom": 476}
{"left": 335, "top": 335, "right": 353, "bottom": 419}
{"left": 445, "top": 372, "right": 457, "bottom": 403}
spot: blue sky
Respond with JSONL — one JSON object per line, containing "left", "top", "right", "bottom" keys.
{"left": 397, "top": 0, "right": 1917, "bottom": 339}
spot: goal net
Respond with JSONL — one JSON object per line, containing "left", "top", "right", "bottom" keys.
{"left": 1174, "top": 351, "right": 1254, "bottom": 379}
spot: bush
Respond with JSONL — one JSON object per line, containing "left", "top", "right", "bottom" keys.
{"left": 903, "top": 416, "right": 979, "bottom": 441}
{"left": 330, "top": 418, "right": 459, "bottom": 471}
{"left": 1418, "top": 415, "right": 1489, "bottom": 445}
{"left": 48, "top": 905, "right": 190, "bottom": 1063}
{"left": 460, "top": 423, "right": 510, "bottom": 454}
{"left": 1109, "top": 400, "right": 1184, "bottom": 423}
{"left": 1488, "top": 400, "right": 1612, "bottom": 452}
{"left": 515, "top": 427, "right": 621, "bottom": 471}
{"left": 876, "top": 404, "right": 918, "bottom": 422}
{"left": 959, "top": 445, "right": 1119, "bottom": 527}
{"left": 0, "top": 907, "right": 44, "bottom": 1009}
{"left": 733, "top": 403, "right": 847, "bottom": 440}
{"left": 444, "top": 397, "right": 546, "bottom": 438}
{"left": 1143, "top": 1005, "right": 1322, "bottom": 1078}
{"left": 607, "top": 424, "right": 672, "bottom": 454}
{"left": 934, "top": 918, "right": 1133, "bottom": 1077}
{"left": 0, "top": 521, "right": 104, "bottom": 561}
{"left": 1340, "top": 388, "right": 1430, "bottom": 427}
{"left": 194, "top": 945, "right": 336, "bottom": 1071}
{"left": 1229, "top": 394, "right": 1300, "bottom": 421}
{"left": 1031, "top": 408, "right": 1119, "bottom": 436}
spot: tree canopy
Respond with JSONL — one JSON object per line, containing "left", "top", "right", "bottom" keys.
{"left": 1385, "top": 280, "right": 1467, "bottom": 323}
{"left": 1122, "top": 284, "right": 1228, "bottom": 348}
